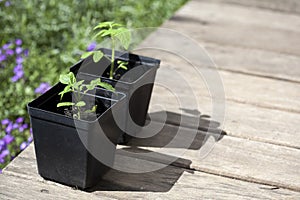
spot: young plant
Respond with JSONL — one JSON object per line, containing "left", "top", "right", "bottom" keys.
{"left": 81, "top": 21, "right": 131, "bottom": 79}
{"left": 57, "top": 72, "right": 114, "bottom": 119}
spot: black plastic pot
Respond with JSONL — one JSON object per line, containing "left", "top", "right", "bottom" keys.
{"left": 27, "top": 83, "right": 126, "bottom": 189}
{"left": 70, "top": 48, "right": 160, "bottom": 143}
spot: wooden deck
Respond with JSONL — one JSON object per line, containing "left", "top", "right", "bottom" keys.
{"left": 1, "top": 0, "right": 300, "bottom": 199}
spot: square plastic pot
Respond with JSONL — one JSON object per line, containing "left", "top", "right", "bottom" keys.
{"left": 70, "top": 48, "right": 160, "bottom": 143}
{"left": 27, "top": 83, "right": 126, "bottom": 189}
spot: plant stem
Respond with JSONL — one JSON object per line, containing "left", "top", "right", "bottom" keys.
{"left": 110, "top": 37, "right": 115, "bottom": 79}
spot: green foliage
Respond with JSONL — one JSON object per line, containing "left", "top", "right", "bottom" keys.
{"left": 57, "top": 72, "right": 114, "bottom": 119}
{"left": 82, "top": 21, "right": 132, "bottom": 79}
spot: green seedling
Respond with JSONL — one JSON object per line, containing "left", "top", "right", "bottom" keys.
{"left": 81, "top": 21, "right": 131, "bottom": 79}
{"left": 57, "top": 72, "right": 114, "bottom": 119}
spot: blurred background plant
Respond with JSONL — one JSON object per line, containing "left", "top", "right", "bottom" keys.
{"left": 0, "top": 0, "right": 187, "bottom": 172}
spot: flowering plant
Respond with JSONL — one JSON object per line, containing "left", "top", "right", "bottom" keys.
{"left": 0, "top": 38, "right": 51, "bottom": 173}
{"left": 0, "top": 117, "right": 32, "bottom": 172}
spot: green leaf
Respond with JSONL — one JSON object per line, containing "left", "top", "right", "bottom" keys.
{"left": 93, "top": 21, "right": 114, "bottom": 30}
{"left": 75, "top": 101, "right": 86, "bottom": 107}
{"left": 97, "top": 82, "right": 115, "bottom": 91}
{"left": 111, "top": 23, "right": 123, "bottom": 28}
{"left": 69, "top": 72, "right": 76, "bottom": 84}
{"left": 81, "top": 51, "right": 94, "bottom": 59}
{"left": 58, "top": 85, "right": 72, "bottom": 100}
{"left": 91, "top": 105, "right": 97, "bottom": 112}
{"left": 57, "top": 102, "right": 75, "bottom": 107}
{"left": 117, "top": 61, "right": 128, "bottom": 70}
{"left": 59, "top": 74, "right": 70, "bottom": 84}
{"left": 93, "top": 29, "right": 108, "bottom": 39}
{"left": 85, "top": 78, "right": 100, "bottom": 91}
{"left": 119, "top": 65, "right": 128, "bottom": 70}
{"left": 93, "top": 51, "right": 104, "bottom": 63}
{"left": 115, "top": 28, "right": 131, "bottom": 50}
{"left": 101, "top": 29, "right": 115, "bottom": 37}
{"left": 73, "top": 80, "right": 84, "bottom": 90}
{"left": 84, "top": 105, "right": 97, "bottom": 114}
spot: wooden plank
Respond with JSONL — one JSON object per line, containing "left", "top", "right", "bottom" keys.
{"left": 133, "top": 49, "right": 300, "bottom": 113}
{"left": 137, "top": 0, "right": 300, "bottom": 82}
{"left": 0, "top": 174, "right": 114, "bottom": 200}
{"left": 170, "top": 171, "right": 300, "bottom": 200}
{"left": 2, "top": 144, "right": 300, "bottom": 199}
{"left": 204, "top": 42, "right": 300, "bottom": 83}
{"left": 148, "top": 94, "right": 300, "bottom": 149}
{"left": 202, "top": 0, "right": 300, "bottom": 15}
{"left": 163, "top": 1, "right": 300, "bottom": 56}
{"left": 123, "top": 122, "right": 300, "bottom": 192}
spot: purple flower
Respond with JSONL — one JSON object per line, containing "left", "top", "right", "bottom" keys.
{"left": 13, "top": 64, "right": 22, "bottom": 73}
{"left": 35, "top": 82, "right": 51, "bottom": 94}
{"left": 5, "top": 1, "right": 11, "bottom": 7}
{"left": 2, "top": 43, "right": 11, "bottom": 50}
{"left": 1, "top": 119, "right": 10, "bottom": 125}
{"left": 0, "top": 169, "right": 2, "bottom": 174}
{"left": 11, "top": 75, "right": 19, "bottom": 82}
{"left": 15, "top": 47, "right": 22, "bottom": 54}
{"left": 3, "top": 135, "right": 14, "bottom": 144}
{"left": 27, "top": 136, "right": 33, "bottom": 143}
{"left": 16, "top": 117, "right": 24, "bottom": 124}
{"left": 23, "top": 49, "right": 29, "bottom": 57}
{"left": 12, "top": 123, "right": 19, "bottom": 129}
{"left": 0, "top": 140, "right": 5, "bottom": 151}
{"left": 0, "top": 149, "right": 9, "bottom": 163}
{"left": 86, "top": 42, "right": 97, "bottom": 52}
{"left": 15, "top": 39, "right": 22, "bottom": 46}
{"left": 5, "top": 122, "right": 13, "bottom": 133}
{"left": 11, "top": 70, "right": 24, "bottom": 82}
{"left": 16, "top": 70, "right": 24, "bottom": 77}
{"left": 20, "top": 142, "right": 28, "bottom": 151}
{"left": 16, "top": 56, "right": 23, "bottom": 64}
{"left": 0, "top": 54, "right": 6, "bottom": 62}
{"left": 11, "top": 64, "right": 24, "bottom": 82}
{"left": 19, "top": 123, "right": 28, "bottom": 132}
{"left": 5, "top": 49, "right": 14, "bottom": 56}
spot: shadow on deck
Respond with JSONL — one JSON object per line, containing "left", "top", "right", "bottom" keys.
{"left": 87, "top": 110, "right": 226, "bottom": 192}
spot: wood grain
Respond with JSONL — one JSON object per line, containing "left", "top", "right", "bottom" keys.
{"left": 137, "top": 0, "right": 300, "bottom": 82}
{"left": 1, "top": 144, "right": 300, "bottom": 199}
{"left": 201, "top": 0, "right": 300, "bottom": 15}
{"left": 165, "top": 1, "right": 300, "bottom": 56}
{"left": 123, "top": 122, "right": 300, "bottom": 192}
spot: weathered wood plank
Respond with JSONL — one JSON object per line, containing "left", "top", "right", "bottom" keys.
{"left": 2, "top": 144, "right": 300, "bottom": 199}
{"left": 164, "top": 1, "right": 300, "bottom": 56}
{"left": 148, "top": 94, "right": 300, "bottom": 149}
{"left": 123, "top": 122, "right": 300, "bottom": 192}
{"left": 138, "top": 0, "right": 300, "bottom": 82}
{"left": 170, "top": 171, "right": 300, "bottom": 200}
{"left": 204, "top": 42, "right": 300, "bottom": 83}
{"left": 0, "top": 174, "right": 114, "bottom": 200}
{"left": 133, "top": 49, "right": 300, "bottom": 113}
{"left": 202, "top": 0, "right": 300, "bottom": 15}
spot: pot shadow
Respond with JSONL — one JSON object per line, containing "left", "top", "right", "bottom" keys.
{"left": 126, "top": 110, "right": 226, "bottom": 150}
{"left": 87, "top": 110, "right": 226, "bottom": 192}
{"left": 87, "top": 147, "right": 193, "bottom": 192}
